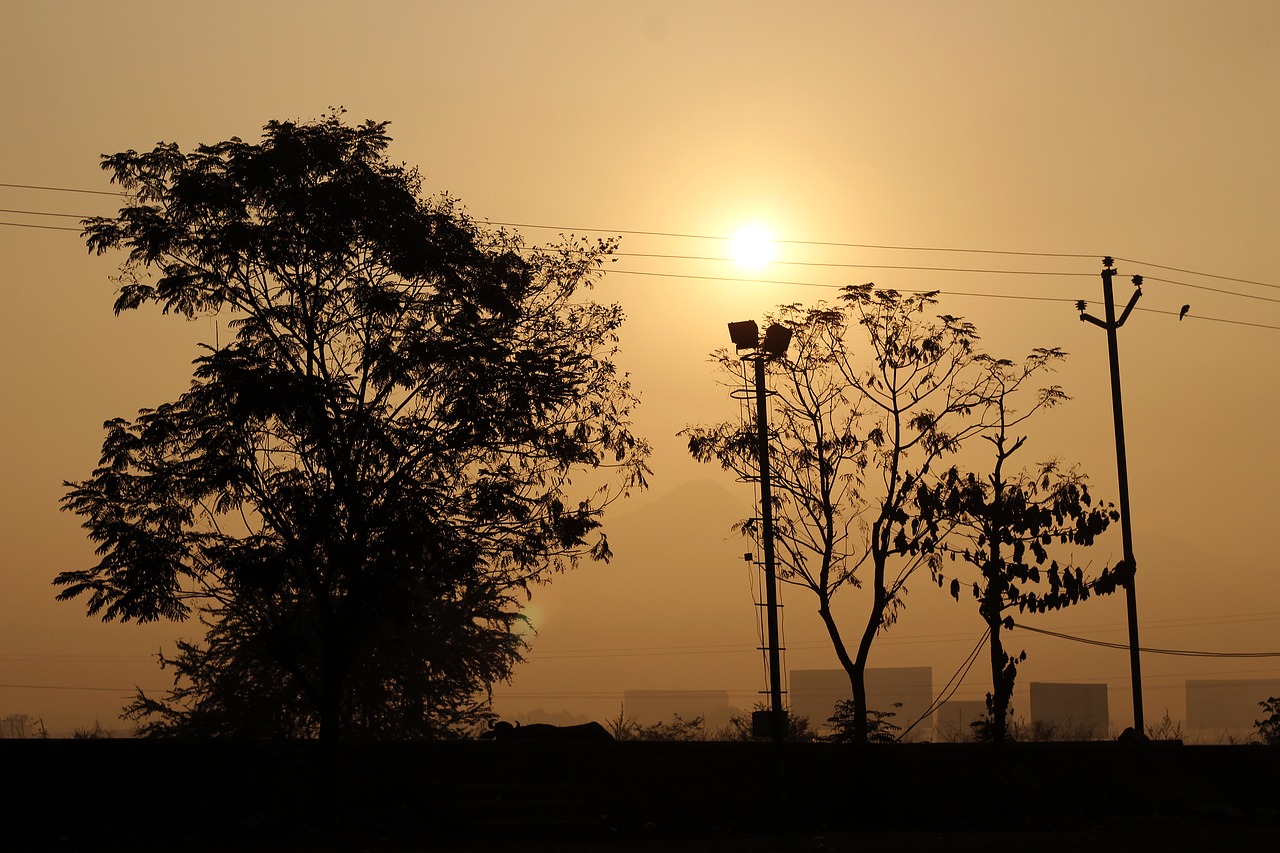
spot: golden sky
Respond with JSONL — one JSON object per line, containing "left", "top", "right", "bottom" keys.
{"left": 2, "top": 0, "right": 1278, "bottom": 735}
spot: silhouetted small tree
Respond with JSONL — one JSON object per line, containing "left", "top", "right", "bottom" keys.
{"left": 716, "top": 704, "right": 815, "bottom": 742}
{"left": 607, "top": 708, "right": 710, "bottom": 741}
{"left": 822, "top": 700, "right": 900, "bottom": 744}
{"left": 915, "top": 350, "right": 1120, "bottom": 743}
{"left": 73, "top": 721, "right": 113, "bottom": 739}
{"left": 1146, "top": 709, "right": 1185, "bottom": 742}
{"left": 631, "top": 713, "right": 708, "bottom": 742}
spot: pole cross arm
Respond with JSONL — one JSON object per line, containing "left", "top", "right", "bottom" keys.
{"left": 1115, "top": 279, "right": 1143, "bottom": 328}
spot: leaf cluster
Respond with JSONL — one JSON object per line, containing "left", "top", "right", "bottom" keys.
{"left": 1255, "top": 696, "right": 1280, "bottom": 746}
{"left": 923, "top": 462, "right": 1121, "bottom": 617}
{"left": 822, "top": 700, "right": 902, "bottom": 744}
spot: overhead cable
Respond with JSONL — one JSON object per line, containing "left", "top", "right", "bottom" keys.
{"left": 1011, "top": 621, "right": 1280, "bottom": 658}
{"left": 4, "top": 182, "right": 1278, "bottom": 327}
{"left": 0, "top": 181, "right": 124, "bottom": 196}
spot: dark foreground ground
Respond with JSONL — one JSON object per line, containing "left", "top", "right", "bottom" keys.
{"left": 2, "top": 739, "right": 1277, "bottom": 851}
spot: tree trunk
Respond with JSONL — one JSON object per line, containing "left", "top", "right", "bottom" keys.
{"left": 988, "top": 619, "right": 1009, "bottom": 744}
{"left": 317, "top": 617, "right": 348, "bottom": 742}
{"left": 851, "top": 549, "right": 888, "bottom": 745}
{"left": 818, "top": 597, "right": 860, "bottom": 735}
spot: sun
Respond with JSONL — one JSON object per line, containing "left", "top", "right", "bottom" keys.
{"left": 729, "top": 223, "right": 777, "bottom": 271}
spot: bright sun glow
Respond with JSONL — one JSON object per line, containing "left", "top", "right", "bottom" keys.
{"left": 729, "top": 224, "right": 777, "bottom": 270}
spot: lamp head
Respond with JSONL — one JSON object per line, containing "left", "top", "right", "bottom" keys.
{"left": 727, "top": 320, "right": 759, "bottom": 350}
{"left": 761, "top": 323, "right": 792, "bottom": 358}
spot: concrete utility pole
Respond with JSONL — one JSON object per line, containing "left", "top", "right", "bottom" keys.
{"left": 727, "top": 320, "right": 792, "bottom": 743}
{"left": 1078, "top": 256, "right": 1145, "bottom": 736}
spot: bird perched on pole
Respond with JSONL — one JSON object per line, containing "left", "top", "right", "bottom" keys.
{"left": 1179, "top": 304, "right": 1191, "bottom": 321}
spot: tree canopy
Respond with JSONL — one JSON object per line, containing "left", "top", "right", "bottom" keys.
{"left": 57, "top": 115, "right": 650, "bottom": 739}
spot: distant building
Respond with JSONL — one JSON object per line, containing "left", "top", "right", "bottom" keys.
{"left": 934, "top": 699, "right": 987, "bottom": 741}
{"left": 789, "top": 667, "right": 933, "bottom": 739}
{"left": 1186, "top": 678, "right": 1280, "bottom": 741}
{"left": 622, "top": 690, "right": 733, "bottom": 728}
{"left": 1029, "top": 682, "right": 1109, "bottom": 739}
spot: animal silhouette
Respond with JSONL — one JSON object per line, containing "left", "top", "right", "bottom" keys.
{"left": 482, "top": 720, "right": 614, "bottom": 741}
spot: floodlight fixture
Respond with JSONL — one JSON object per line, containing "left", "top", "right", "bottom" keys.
{"left": 727, "top": 320, "right": 759, "bottom": 350}
{"left": 761, "top": 323, "right": 792, "bottom": 358}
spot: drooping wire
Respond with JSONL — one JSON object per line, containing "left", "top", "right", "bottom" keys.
{"left": 0, "top": 220, "right": 80, "bottom": 232}
{"left": 1010, "top": 621, "right": 1280, "bottom": 658}
{"left": 0, "top": 181, "right": 125, "bottom": 196}
{"left": 1113, "top": 256, "right": 1280, "bottom": 292}
{"left": 612, "top": 250, "right": 1096, "bottom": 277}
{"left": 895, "top": 627, "right": 990, "bottom": 742}
{"left": 1140, "top": 275, "right": 1280, "bottom": 304}
{"left": 0, "top": 207, "right": 87, "bottom": 218}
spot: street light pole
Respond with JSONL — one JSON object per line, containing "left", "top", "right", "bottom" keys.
{"left": 751, "top": 351, "right": 786, "bottom": 743}
{"left": 728, "top": 320, "right": 792, "bottom": 743}
{"left": 1078, "top": 256, "right": 1145, "bottom": 736}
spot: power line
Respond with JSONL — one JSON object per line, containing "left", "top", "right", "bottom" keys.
{"left": 1114, "top": 256, "right": 1280, "bottom": 293}
{"left": 1011, "top": 621, "right": 1280, "bottom": 658}
{"left": 613, "top": 250, "right": 1095, "bottom": 277}
{"left": 897, "top": 628, "right": 989, "bottom": 741}
{"left": 608, "top": 267, "right": 1087, "bottom": 298}
{"left": 1144, "top": 275, "right": 1280, "bottom": 305}
{"left": 0, "top": 207, "right": 86, "bottom": 219}
{"left": 606, "top": 269, "right": 1280, "bottom": 330}
{"left": 489, "top": 219, "right": 1102, "bottom": 260}
{"left": 0, "top": 181, "right": 123, "bottom": 197}
{"left": 1019, "top": 609, "right": 1280, "bottom": 635}
{"left": 3, "top": 182, "right": 1276, "bottom": 290}
{"left": 0, "top": 654, "right": 154, "bottom": 664}
{"left": 0, "top": 220, "right": 81, "bottom": 232}
{"left": 5, "top": 222, "right": 1277, "bottom": 328}
{"left": 0, "top": 682, "right": 141, "bottom": 693}
{"left": 4, "top": 184, "right": 1278, "bottom": 328}
{"left": 2, "top": 215, "right": 1095, "bottom": 281}
{"left": 0, "top": 205, "right": 1097, "bottom": 279}
{"left": 1138, "top": 311, "right": 1280, "bottom": 331}
{"left": 2, "top": 179, "right": 1277, "bottom": 285}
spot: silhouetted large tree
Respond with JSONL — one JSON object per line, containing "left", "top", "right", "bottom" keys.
{"left": 58, "top": 115, "right": 650, "bottom": 739}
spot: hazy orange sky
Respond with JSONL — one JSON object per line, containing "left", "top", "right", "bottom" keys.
{"left": 2, "top": 1, "right": 1278, "bottom": 736}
